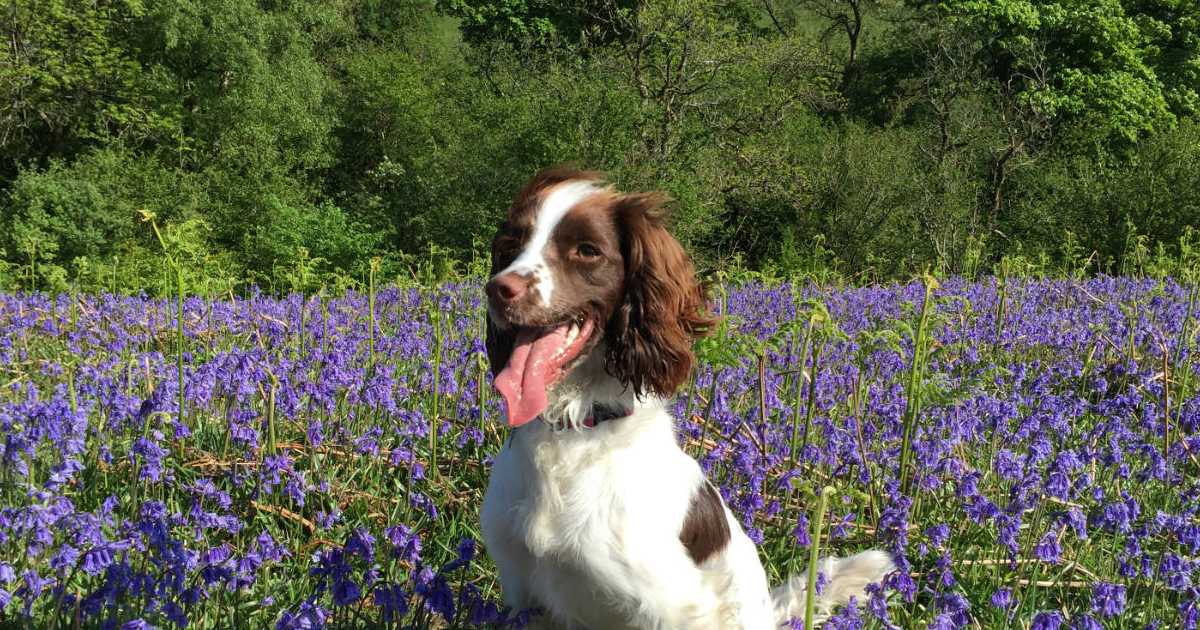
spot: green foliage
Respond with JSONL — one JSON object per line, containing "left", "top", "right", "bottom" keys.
{"left": 3, "top": 148, "right": 199, "bottom": 292}
{"left": 1002, "top": 117, "right": 1200, "bottom": 272}
{"left": 0, "top": 0, "right": 180, "bottom": 176}
{"left": 925, "top": 0, "right": 1196, "bottom": 149}
{"left": 436, "top": 0, "right": 629, "bottom": 46}
{"left": 1, "top": 0, "right": 1199, "bottom": 293}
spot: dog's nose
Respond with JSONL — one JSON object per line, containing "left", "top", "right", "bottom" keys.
{"left": 487, "top": 273, "right": 528, "bottom": 304}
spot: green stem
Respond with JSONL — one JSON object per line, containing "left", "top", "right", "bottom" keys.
{"left": 67, "top": 366, "right": 78, "bottom": 414}
{"left": 431, "top": 307, "right": 443, "bottom": 478}
{"left": 699, "top": 376, "right": 718, "bottom": 458}
{"left": 177, "top": 265, "right": 185, "bottom": 431}
{"left": 800, "top": 342, "right": 823, "bottom": 458}
{"left": 994, "top": 273, "right": 1007, "bottom": 343}
{"left": 368, "top": 261, "right": 377, "bottom": 363}
{"left": 791, "top": 316, "right": 816, "bottom": 468}
{"left": 900, "top": 275, "right": 937, "bottom": 496}
{"left": 266, "top": 381, "right": 278, "bottom": 457}
{"left": 1168, "top": 281, "right": 1198, "bottom": 452}
{"left": 805, "top": 485, "right": 835, "bottom": 630}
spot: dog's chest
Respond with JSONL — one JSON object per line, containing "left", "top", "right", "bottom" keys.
{"left": 514, "top": 439, "right": 633, "bottom": 558}
{"left": 482, "top": 418, "right": 710, "bottom": 628}
{"left": 487, "top": 436, "right": 654, "bottom": 626}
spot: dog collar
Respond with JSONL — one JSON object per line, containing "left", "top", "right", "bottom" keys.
{"left": 549, "top": 403, "right": 632, "bottom": 430}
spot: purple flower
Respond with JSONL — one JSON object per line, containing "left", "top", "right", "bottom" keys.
{"left": 925, "top": 523, "right": 951, "bottom": 548}
{"left": 4, "top": 273, "right": 1199, "bottom": 626}
{"left": 315, "top": 510, "right": 340, "bottom": 530}
{"left": 935, "top": 591, "right": 970, "bottom": 627}
{"left": 81, "top": 546, "right": 115, "bottom": 576}
{"left": 928, "top": 614, "right": 957, "bottom": 630}
{"left": 1031, "top": 611, "right": 1064, "bottom": 630}
{"left": 374, "top": 583, "right": 410, "bottom": 622}
{"left": 990, "top": 588, "right": 1014, "bottom": 610}
{"left": 415, "top": 566, "right": 455, "bottom": 621}
{"left": 331, "top": 578, "right": 361, "bottom": 606}
{"left": 277, "top": 599, "right": 330, "bottom": 629}
{"left": 1064, "top": 506, "right": 1088, "bottom": 540}
{"left": 385, "top": 524, "right": 422, "bottom": 563}
{"left": 823, "top": 596, "right": 863, "bottom": 629}
{"left": 345, "top": 528, "right": 376, "bottom": 562}
{"left": 793, "top": 513, "right": 811, "bottom": 548}
{"left": 442, "top": 537, "right": 476, "bottom": 573}
{"left": 1090, "top": 582, "right": 1126, "bottom": 617}
{"left": 1035, "top": 530, "right": 1062, "bottom": 563}
{"left": 864, "top": 582, "right": 899, "bottom": 630}
{"left": 1182, "top": 593, "right": 1200, "bottom": 630}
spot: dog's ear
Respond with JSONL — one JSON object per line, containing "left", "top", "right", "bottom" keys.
{"left": 604, "top": 193, "right": 717, "bottom": 397}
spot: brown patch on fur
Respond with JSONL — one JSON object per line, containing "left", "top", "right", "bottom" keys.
{"left": 486, "top": 168, "right": 604, "bottom": 375}
{"left": 605, "top": 192, "right": 718, "bottom": 397}
{"left": 543, "top": 195, "right": 626, "bottom": 324}
{"left": 509, "top": 167, "right": 603, "bottom": 225}
{"left": 679, "top": 482, "right": 730, "bottom": 565}
{"left": 489, "top": 167, "right": 605, "bottom": 276}
{"left": 485, "top": 166, "right": 717, "bottom": 396}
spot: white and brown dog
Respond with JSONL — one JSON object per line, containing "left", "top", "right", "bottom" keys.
{"left": 480, "top": 168, "right": 892, "bottom": 629}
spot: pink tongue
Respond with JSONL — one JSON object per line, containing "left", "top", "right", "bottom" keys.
{"left": 494, "top": 324, "right": 575, "bottom": 427}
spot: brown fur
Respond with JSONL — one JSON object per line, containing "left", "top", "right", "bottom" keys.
{"left": 486, "top": 167, "right": 717, "bottom": 401}
{"left": 605, "top": 192, "right": 717, "bottom": 398}
{"left": 679, "top": 482, "right": 731, "bottom": 565}
{"left": 486, "top": 169, "right": 597, "bottom": 373}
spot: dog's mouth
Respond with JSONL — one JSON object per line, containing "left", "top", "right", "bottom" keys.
{"left": 494, "top": 318, "right": 597, "bottom": 427}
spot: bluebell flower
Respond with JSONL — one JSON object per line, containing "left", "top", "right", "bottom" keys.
{"left": 1031, "top": 611, "right": 1064, "bottom": 630}
{"left": 823, "top": 595, "right": 863, "bottom": 630}
{"left": 925, "top": 523, "right": 951, "bottom": 548}
{"left": 864, "top": 582, "right": 899, "bottom": 630}
{"left": 373, "top": 582, "right": 409, "bottom": 622}
{"left": 415, "top": 567, "right": 455, "bottom": 621}
{"left": 344, "top": 528, "right": 376, "bottom": 562}
{"left": 1090, "top": 582, "right": 1126, "bottom": 617}
{"left": 331, "top": 577, "right": 361, "bottom": 606}
{"left": 1181, "top": 592, "right": 1199, "bottom": 630}
{"left": 1035, "top": 530, "right": 1062, "bottom": 563}
{"left": 385, "top": 524, "right": 423, "bottom": 563}
{"left": 276, "top": 599, "right": 329, "bottom": 629}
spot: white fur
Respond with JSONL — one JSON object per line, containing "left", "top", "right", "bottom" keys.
{"left": 495, "top": 181, "right": 602, "bottom": 307}
{"left": 481, "top": 348, "right": 893, "bottom": 629}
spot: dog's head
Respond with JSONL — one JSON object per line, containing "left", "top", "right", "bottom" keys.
{"left": 485, "top": 167, "right": 716, "bottom": 427}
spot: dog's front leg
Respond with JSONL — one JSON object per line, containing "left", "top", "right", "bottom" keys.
{"left": 608, "top": 551, "right": 738, "bottom": 630}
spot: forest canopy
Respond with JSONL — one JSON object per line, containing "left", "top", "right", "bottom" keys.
{"left": 2, "top": 0, "right": 1198, "bottom": 293}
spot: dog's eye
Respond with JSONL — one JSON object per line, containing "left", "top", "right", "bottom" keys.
{"left": 576, "top": 243, "right": 601, "bottom": 259}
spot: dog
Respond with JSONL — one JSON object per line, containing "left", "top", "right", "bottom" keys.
{"left": 480, "top": 168, "right": 892, "bottom": 629}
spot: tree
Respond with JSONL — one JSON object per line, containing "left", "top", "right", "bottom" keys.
{"left": 0, "top": 0, "right": 177, "bottom": 177}
{"left": 914, "top": 0, "right": 1183, "bottom": 150}
{"left": 1125, "top": 0, "right": 1200, "bottom": 118}
{"left": 798, "top": 0, "right": 883, "bottom": 95}
{"left": 436, "top": 0, "right": 636, "bottom": 47}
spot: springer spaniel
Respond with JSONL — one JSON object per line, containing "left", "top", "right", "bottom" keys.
{"left": 480, "top": 168, "right": 892, "bottom": 629}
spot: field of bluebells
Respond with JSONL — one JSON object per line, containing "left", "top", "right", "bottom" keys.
{"left": 2, "top": 275, "right": 1199, "bottom": 629}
